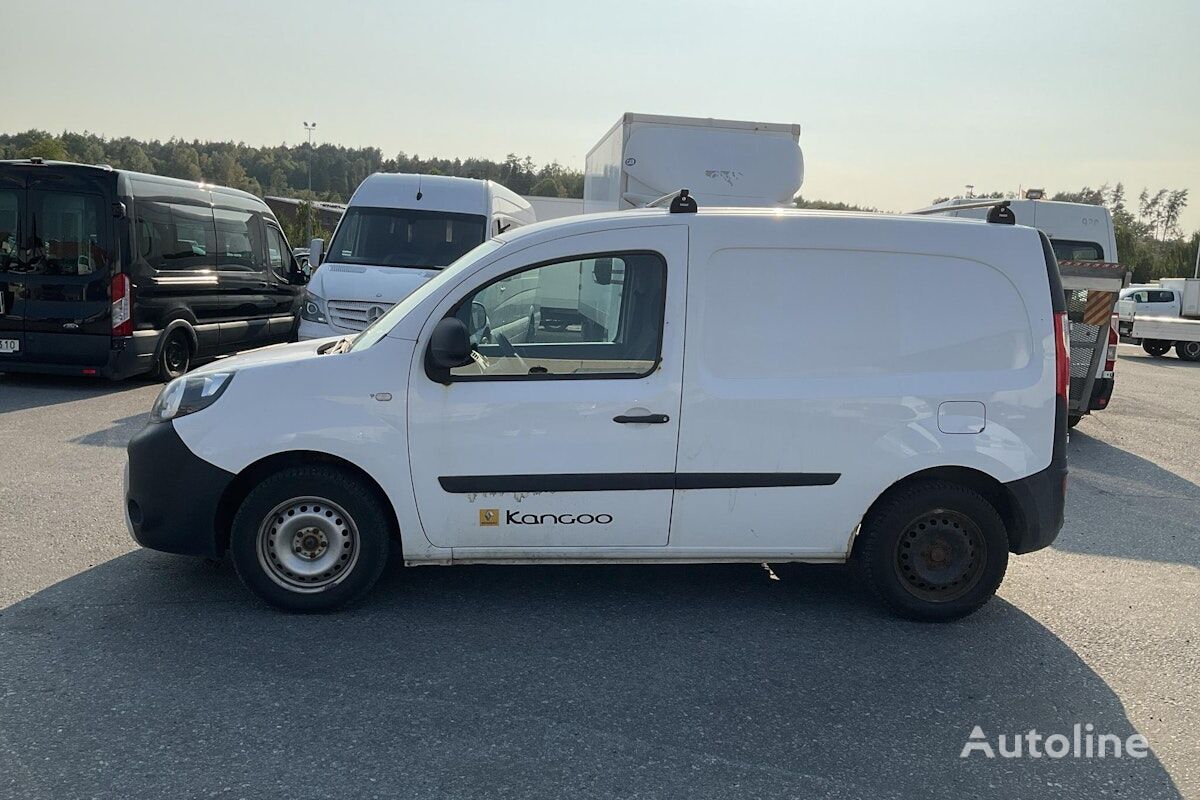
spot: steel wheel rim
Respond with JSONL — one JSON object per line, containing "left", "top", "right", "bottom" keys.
{"left": 893, "top": 508, "right": 986, "bottom": 603}
{"left": 1184, "top": 342, "right": 1200, "bottom": 359}
{"left": 164, "top": 337, "right": 188, "bottom": 373}
{"left": 257, "top": 496, "right": 360, "bottom": 593}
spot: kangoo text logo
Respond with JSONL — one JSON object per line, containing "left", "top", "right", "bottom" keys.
{"left": 479, "top": 509, "right": 612, "bottom": 526}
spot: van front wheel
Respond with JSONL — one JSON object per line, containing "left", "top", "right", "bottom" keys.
{"left": 229, "top": 466, "right": 391, "bottom": 612}
{"left": 856, "top": 481, "right": 1008, "bottom": 621}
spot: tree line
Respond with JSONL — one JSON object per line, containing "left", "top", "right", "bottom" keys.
{"left": 3, "top": 129, "right": 1194, "bottom": 282}
{"left": 0, "top": 129, "right": 584, "bottom": 202}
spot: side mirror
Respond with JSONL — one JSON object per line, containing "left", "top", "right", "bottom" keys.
{"left": 592, "top": 258, "right": 613, "bottom": 285}
{"left": 309, "top": 237, "right": 324, "bottom": 267}
{"left": 426, "top": 317, "right": 473, "bottom": 382}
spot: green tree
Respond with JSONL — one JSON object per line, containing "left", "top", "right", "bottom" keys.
{"left": 17, "top": 136, "right": 68, "bottom": 160}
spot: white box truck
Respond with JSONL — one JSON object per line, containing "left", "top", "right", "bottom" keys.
{"left": 583, "top": 113, "right": 804, "bottom": 213}
{"left": 1120, "top": 277, "right": 1200, "bottom": 361}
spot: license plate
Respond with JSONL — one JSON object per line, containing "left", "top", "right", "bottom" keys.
{"left": 0, "top": 339, "right": 19, "bottom": 354}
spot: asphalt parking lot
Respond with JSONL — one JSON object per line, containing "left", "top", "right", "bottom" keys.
{"left": 0, "top": 344, "right": 1196, "bottom": 799}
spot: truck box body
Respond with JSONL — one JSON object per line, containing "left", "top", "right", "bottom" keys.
{"left": 1158, "top": 278, "right": 1200, "bottom": 317}
{"left": 583, "top": 114, "right": 803, "bottom": 213}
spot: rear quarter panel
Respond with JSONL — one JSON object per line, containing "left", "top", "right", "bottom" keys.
{"left": 671, "top": 215, "right": 1056, "bottom": 557}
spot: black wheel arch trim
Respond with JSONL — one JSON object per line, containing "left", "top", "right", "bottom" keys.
{"left": 155, "top": 318, "right": 199, "bottom": 360}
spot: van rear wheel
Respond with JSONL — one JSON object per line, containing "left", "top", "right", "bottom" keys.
{"left": 155, "top": 330, "right": 192, "bottom": 380}
{"left": 229, "top": 465, "right": 391, "bottom": 612}
{"left": 1176, "top": 341, "right": 1200, "bottom": 362}
{"left": 856, "top": 481, "right": 1008, "bottom": 621}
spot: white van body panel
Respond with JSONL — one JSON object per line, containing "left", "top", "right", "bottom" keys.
{"left": 300, "top": 174, "right": 534, "bottom": 339}
{"left": 670, "top": 215, "right": 1052, "bottom": 556}
{"left": 584, "top": 114, "right": 804, "bottom": 213}
{"left": 168, "top": 209, "right": 1055, "bottom": 565}
{"left": 175, "top": 334, "right": 436, "bottom": 556}
{"left": 406, "top": 225, "right": 690, "bottom": 550}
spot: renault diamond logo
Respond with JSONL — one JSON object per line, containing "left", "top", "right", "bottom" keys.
{"left": 366, "top": 305, "right": 386, "bottom": 322}
{"left": 479, "top": 509, "right": 499, "bottom": 526}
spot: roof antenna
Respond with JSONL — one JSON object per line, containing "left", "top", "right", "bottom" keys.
{"left": 415, "top": 175, "right": 423, "bottom": 202}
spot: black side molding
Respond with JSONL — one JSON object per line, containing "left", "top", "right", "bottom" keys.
{"left": 438, "top": 472, "right": 840, "bottom": 494}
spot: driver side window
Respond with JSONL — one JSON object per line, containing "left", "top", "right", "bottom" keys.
{"left": 450, "top": 252, "right": 666, "bottom": 379}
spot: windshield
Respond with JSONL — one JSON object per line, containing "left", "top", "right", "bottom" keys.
{"left": 350, "top": 239, "right": 505, "bottom": 352}
{"left": 326, "top": 206, "right": 487, "bottom": 269}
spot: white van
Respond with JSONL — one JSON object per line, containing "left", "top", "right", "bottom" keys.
{"left": 298, "top": 173, "right": 535, "bottom": 339}
{"left": 125, "top": 202, "right": 1068, "bottom": 621}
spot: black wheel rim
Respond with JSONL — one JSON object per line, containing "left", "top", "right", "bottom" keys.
{"left": 1185, "top": 342, "right": 1200, "bottom": 359}
{"left": 164, "top": 337, "right": 188, "bottom": 373}
{"left": 893, "top": 508, "right": 987, "bottom": 603}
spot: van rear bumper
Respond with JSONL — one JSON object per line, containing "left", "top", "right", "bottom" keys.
{"left": 125, "top": 420, "right": 235, "bottom": 559}
{"left": 1004, "top": 461, "right": 1068, "bottom": 554}
{"left": 0, "top": 331, "right": 157, "bottom": 380}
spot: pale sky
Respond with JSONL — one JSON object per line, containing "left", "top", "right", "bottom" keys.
{"left": 8, "top": 0, "right": 1200, "bottom": 230}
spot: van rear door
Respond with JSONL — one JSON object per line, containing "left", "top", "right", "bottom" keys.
{"left": 22, "top": 171, "right": 115, "bottom": 367}
{"left": 0, "top": 177, "right": 24, "bottom": 362}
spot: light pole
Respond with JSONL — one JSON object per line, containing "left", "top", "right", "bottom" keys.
{"left": 302, "top": 121, "right": 317, "bottom": 243}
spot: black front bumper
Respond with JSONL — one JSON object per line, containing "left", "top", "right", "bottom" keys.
{"left": 125, "top": 420, "right": 235, "bottom": 558}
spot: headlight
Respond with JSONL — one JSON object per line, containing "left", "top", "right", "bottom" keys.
{"left": 150, "top": 372, "right": 235, "bottom": 423}
{"left": 301, "top": 291, "right": 327, "bottom": 323}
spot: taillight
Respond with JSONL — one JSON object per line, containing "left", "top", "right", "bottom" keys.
{"left": 1105, "top": 320, "right": 1118, "bottom": 374}
{"left": 111, "top": 273, "right": 132, "bottom": 337}
{"left": 1054, "top": 312, "right": 1070, "bottom": 400}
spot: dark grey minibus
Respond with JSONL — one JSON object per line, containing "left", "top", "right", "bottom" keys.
{"left": 0, "top": 160, "right": 306, "bottom": 380}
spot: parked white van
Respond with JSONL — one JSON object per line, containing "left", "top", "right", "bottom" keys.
{"left": 125, "top": 200, "right": 1069, "bottom": 621}
{"left": 299, "top": 173, "right": 534, "bottom": 338}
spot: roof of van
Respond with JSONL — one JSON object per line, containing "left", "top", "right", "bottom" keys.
{"left": 0, "top": 159, "right": 266, "bottom": 204}
{"left": 349, "top": 173, "right": 530, "bottom": 215}
{"left": 494, "top": 205, "right": 1014, "bottom": 245}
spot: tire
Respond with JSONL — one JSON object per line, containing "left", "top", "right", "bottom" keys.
{"left": 1142, "top": 340, "right": 1172, "bottom": 357}
{"left": 229, "top": 465, "right": 392, "bottom": 612}
{"left": 155, "top": 329, "right": 192, "bottom": 381}
{"left": 1175, "top": 341, "right": 1200, "bottom": 362}
{"left": 855, "top": 480, "right": 1009, "bottom": 621}
{"left": 1067, "top": 414, "right": 1082, "bottom": 429}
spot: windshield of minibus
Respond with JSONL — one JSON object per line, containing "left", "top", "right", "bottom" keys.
{"left": 326, "top": 206, "right": 487, "bottom": 269}
{"left": 349, "top": 239, "right": 505, "bottom": 352}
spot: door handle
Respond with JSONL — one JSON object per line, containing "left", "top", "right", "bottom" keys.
{"left": 613, "top": 413, "right": 670, "bottom": 424}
